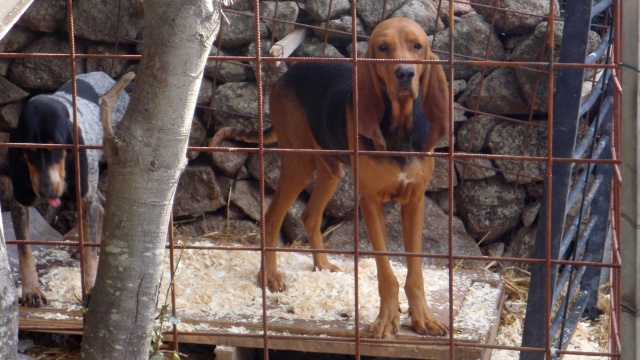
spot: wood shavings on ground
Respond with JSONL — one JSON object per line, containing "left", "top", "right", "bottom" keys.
{"left": 25, "top": 240, "right": 610, "bottom": 357}
{"left": 454, "top": 282, "right": 502, "bottom": 342}
{"left": 157, "top": 241, "right": 502, "bottom": 336}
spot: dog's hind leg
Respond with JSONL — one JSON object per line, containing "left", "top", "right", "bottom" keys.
{"left": 260, "top": 153, "right": 315, "bottom": 293}
{"left": 10, "top": 200, "right": 47, "bottom": 307}
{"left": 302, "top": 156, "right": 342, "bottom": 273}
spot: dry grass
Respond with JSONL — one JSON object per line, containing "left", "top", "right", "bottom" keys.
{"left": 491, "top": 263, "right": 611, "bottom": 360}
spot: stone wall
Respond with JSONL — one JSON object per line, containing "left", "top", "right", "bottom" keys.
{"left": 0, "top": 0, "right": 603, "bottom": 263}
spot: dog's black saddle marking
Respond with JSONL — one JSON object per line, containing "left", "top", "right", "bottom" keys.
{"left": 282, "top": 62, "right": 430, "bottom": 167}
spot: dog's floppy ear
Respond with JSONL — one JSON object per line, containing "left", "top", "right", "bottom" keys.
{"left": 8, "top": 149, "right": 37, "bottom": 206}
{"left": 420, "top": 48, "right": 450, "bottom": 151}
{"left": 356, "top": 46, "right": 386, "bottom": 151}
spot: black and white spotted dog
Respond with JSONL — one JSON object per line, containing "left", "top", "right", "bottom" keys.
{"left": 9, "top": 71, "right": 130, "bottom": 306}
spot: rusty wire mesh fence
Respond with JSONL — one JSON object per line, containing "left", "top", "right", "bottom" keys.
{"left": 0, "top": 0, "right": 622, "bottom": 359}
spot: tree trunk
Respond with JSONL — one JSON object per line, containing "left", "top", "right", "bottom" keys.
{"left": 81, "top": 1, "right": 223, "bottom": 358}
{"left": 0, "top": 203, "right": 18, "bottom": 360}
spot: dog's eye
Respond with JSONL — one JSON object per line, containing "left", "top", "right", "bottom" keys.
{"left": 378, "top": 43, "right": 388, "bottom": 52}
{"left": 413, "top": 42, "right": 423, "bottom": 51}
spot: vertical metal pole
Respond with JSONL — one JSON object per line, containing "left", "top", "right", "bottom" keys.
{"left": 620, "top": 0, "right": 640, "bottom": 358}
{"left": 520, "top": 2, "right": 593, "bottom": 359}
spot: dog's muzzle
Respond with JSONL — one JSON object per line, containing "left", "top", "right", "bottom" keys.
{"left": 395, "top": 65, "right": 416, "bottom": 95}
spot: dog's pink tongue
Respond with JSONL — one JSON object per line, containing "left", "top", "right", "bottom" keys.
{"left": 47, "top": 198, "right": 61, "bottom": 207}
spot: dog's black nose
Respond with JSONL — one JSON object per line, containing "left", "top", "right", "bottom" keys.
{"left": 395, "top": 65, "right": 415, "bottom": 81}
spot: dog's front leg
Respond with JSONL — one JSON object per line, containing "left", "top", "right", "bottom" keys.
{"left": 258, "top": 188, "right": 292, "bottom": 293}
{"left": 10, "top": 200, "right": 47, "bottom": 306}
{"left": 401, "top": 196, "right": 448, "bottom": 336}
{"left": 81, "top": 194, "right": 102, "bottom": 291}
{"left": 360, "top": 195, "right": 400, "bottom": 339}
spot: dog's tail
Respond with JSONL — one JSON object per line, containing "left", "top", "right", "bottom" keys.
{"left": 210, "top": 126, "right": 278, "bottom": 147}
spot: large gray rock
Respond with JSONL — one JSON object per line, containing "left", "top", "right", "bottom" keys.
{"left": 453, "top": 104, "right": 469, "bottom": 123}
{"left": 197, "top": 77, "right": 214, "bottom": 105}
{"left": 73, "top": 0, "right": 143, "bottom": 43}
{"left": 229, "top": 179, "right": 272, "bottom": 222}
{"left": 455, "top": 177, "right": 526, "bottom": 243}
{"left": 260, "top": 1, "right": 299, "bottom": 40}
{"left": 0, "top": 77, "right": 29, "bottom": 106}
{"left": 247, "top": 152, "right": 281, "bottom": 191}
{"left": 347, "top": 41, "right": 369, "bottom": 57}
{"left": 205, "top": 46, "right": 251, "bottom": 83}
{"left": 173, "top": 165, "right": 227, "bottom": 217}
{"left": 187, "top": 116, "right": 207, "bottom": 160}
{"left": 470, "top": 0, "right": 559, "bottom": 35}
{"left": 305, "top": 0, "right": 351, "bottom": 21}
{"left": 487, "top": 120, "right": 547, "bottom": 183}
{"left": 392, "top": 0, "right": 444, "bottom": 35}
{"left": 522, "top": 200, "right": 541, "bottom": 227}
{"left": 452, "top": 79, "right": 467, "bottom": 97}
{"left": 313, "top": 16, "right": 366, "bottom": 47}
{"left": 455, "top": 158, "right": 496, "bottom": 180}
{"left": 355, "top": 0, "right": 407, "bottom": 30}
{"left": 484, "top": 241, "right": 505, "bottom": 258}
{"left": 85, "top": 44, "right": 132, "bottom": 79}
{"left": 456, "top": 115, "right": 501, "bottom": 152}
{"left": 432, "top": 14, "right": 505, "bottom": 80}
{"left": 504, "top": 225, "right": 537, "bottom": 269}
{"left": 434, "top": 131, "right": 454, "bottom": 150}
{"left": 210, "top": 140, "right": 251, "bottom": 177}
{"left": 325, "top": 196, "right": 481, "bottom": 261}
{"left": 293, "top": 38, "right": 344, "bottom": 58}
{"left": 246, "top": 40, "right": 287, "bottom": 85}
{"left": 462, "top": 67, "right": 530, "bottom": 115}
{"left": 512, "top": 21, "right": 601, "bottom": 113}
{"left": 0, "top": 103, "right": 22, "bottom": 130}
{"left": 282, "top": 195, "right": 309, "bottom": 243}
{"left": 0, "top": 27, "right": 39, "bottom": 53}
{"left": 426, "top": 0, "right": 474, "bottom": 21}
{"left": 217, "top": 1, "right": 269, "bottom": 48}
{"left": 429, "top": 190, "right": 456, "bottom": 215}
{"left": 17, "top": 0, "right": 67, "bottom": 33}
{"left": 213, "top": 81, "right": 271, "bottom": 131}
{"left": 427, "top": 158, "right": 458, "bottom": 192}
{"left": 229, "top": 180, "right": 304, "bottom": 243}
{"left": 8, "top": 35, "right": 87, "bottom": 90}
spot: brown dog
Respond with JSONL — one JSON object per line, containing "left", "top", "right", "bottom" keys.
{"left": 211, "top": 17, "right": 449, "bottom": 338}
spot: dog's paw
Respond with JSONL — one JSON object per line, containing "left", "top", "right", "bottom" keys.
{"left": 19, "top": 284, "right": 47, "bottom": 307}
{"left": 408, "top": 304, "right": 448, "bottom": 336}
{"left": 411, "top": 315, "right": 448, "bottom": 336}
{"left": 368, "top": 305, "right": 400, "bottom": 339}
{"left": 313, "top": 255, "right": 340, "bottom": 273}
{"left": 258, "top": 270, "right": 286, "bottom": 293}
{"left": 405, "top": 288, "right": 448, "bottom": 336}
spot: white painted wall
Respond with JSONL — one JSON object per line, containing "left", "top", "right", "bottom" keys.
{"left": 621, "top": 0, "right": 640, "bottom": 359}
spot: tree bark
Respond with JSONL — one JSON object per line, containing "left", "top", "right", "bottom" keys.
{"left": 0, "top": 203, "right": 18, "bottom": 360}
{"left": 81, "top": 1, "right": 223, "bottom": 358}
